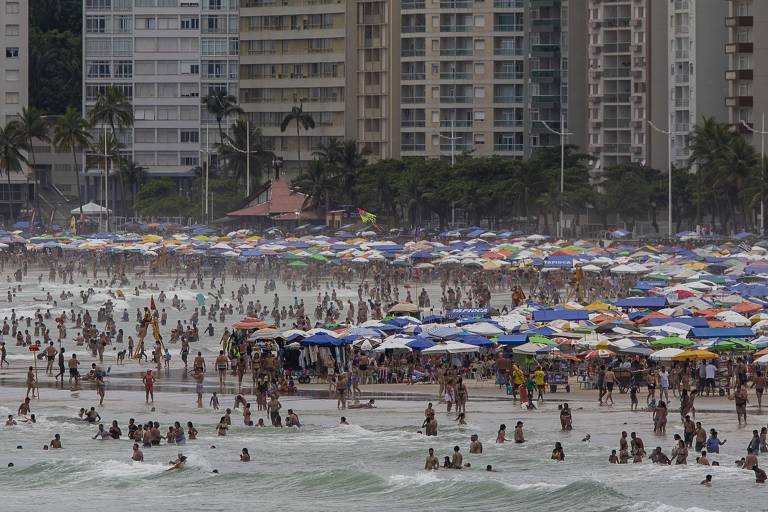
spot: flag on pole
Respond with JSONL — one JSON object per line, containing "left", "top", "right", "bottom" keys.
{"left": 357, "top": 208, "right": 377, "bottom": 224}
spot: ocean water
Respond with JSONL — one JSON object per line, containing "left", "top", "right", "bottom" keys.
{"left": 0, "top": 391, "right": 764, "bottom": 512}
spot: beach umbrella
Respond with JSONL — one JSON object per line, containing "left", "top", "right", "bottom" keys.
{"left": 512, "top": 342, "right": 549, "bottom": 355}
{"left": 422, "top": 340, "right": 480, "bottom": 354}
{"left": 755, "top": 354, "right": 768, "bottom": 365}
{"left": 388, "top": 303, "right": 420, "bottom": 314}
{"left": 671, "top": 349, "right": 718, "bottom": 361}
{"left": 708, "top": 339, "right": 755, "bottom": 352}
{"left": 649, "top": 347, "right": 685, "bottom": 361}
{"left": 455, "top": 335, "right": 495, "bottom": 347}
{"left": 650, "top": 336, "right": 694, "bottom": 349}
{"left": 528, "top": 335, "right": 556, "bottom": 346}
{"left": 582, "top": 349, "right": 614, "bottom": 360}
{"left": 406, "top": 338, "right": 436, "bottom": 351}
{"left": 464, "top": 322, "right": 504, "bottom": 336}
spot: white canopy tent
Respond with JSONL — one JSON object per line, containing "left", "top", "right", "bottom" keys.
{"left": 71, "top": 202, "right": 112, "bottom": 215}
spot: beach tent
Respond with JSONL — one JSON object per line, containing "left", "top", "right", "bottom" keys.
{"left": 532, "top": 309, "right": 589, "bottom": 322}
{"left": 690, "top": 327, "right": 754, "bottom": 339}
{"left": 615, "top": 297, "right": 668, "bottom": 309}
{"left": 497, "top": 334, "right": 529, "bottom": 346}
{"left": 421, "top": 340, "right": 479, "bottom": 354}
{"left": 71, "top": 201, "right": 111, "bottom": 215}
{"left": 649, "top": 348, "right": 684, "bottom": 361}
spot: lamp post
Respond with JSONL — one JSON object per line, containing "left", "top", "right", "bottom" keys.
{"left": 433, "top": 118, "right": 458, "bottom": 167}
{"left": 741, "top": 115, "right": 766, "bottom": 236}
{"left": 538, "top": 113, "right": 572, "bottom": 239}
{"left": 647, "top": 119, "right": 672, "bottom": 238}
{"left": 221, "top": 119, "right": 257, "bottom": 196}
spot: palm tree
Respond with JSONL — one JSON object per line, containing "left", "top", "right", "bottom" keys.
{"left": 280, "top": 103, "right": 315, "bottom": 171}
{"left": 0, "top": 121, "right": 30, "bottom": 224}
{"left": 335, "top": 140, "right": 369, "bottom": 205}
{"left": 291, "top": 159, "right": 334, "bottom": 213}
{"left": 215, "top": 119, "right": 273, "bottom": 191}
{"left": 87, "top": 85, "right": 133, "bottom": 144}
{"left": 202, "top": 90, "right": 243, "bottom": 146}
{"left": 118, "top": 159, "right": 146, "bottom": 218}
{"left": 16, "top": 107, "right": 50, "bottom": 223}
{"left": 53, "top": 106, "right": 92, "bottom": 220}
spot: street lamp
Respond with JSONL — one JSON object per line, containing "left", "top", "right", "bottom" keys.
{"left": 433, "top": 118, "right": 458, "bottom": 167}
{"left": 741, "top": 115, "right": 766, "bottom": 236}
{"left": 647, "top": 119, "right": 672, "bottom": 238}
{"left": 538, "top": 113, "right": 572, "bottom": 239}
{"left": 272, "top": 157, "right": 284, "bottom": 181}
{"left": 90, "top": 126, "right": 111, "bottom": 232}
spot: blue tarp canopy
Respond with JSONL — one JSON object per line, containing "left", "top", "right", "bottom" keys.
{"left": 406, "top": 339, "right": 436, "bottom": 351}
{"left": 691, "top": 327, "right": 755, "bottom": 339}
{"left": 539, "top": 256, "right": 576, "bottom": 268}
{"left": 497, "top": 334, "right": 529, "bottom": 346}
{"left": 532, "top": 309, "right": 589, "bottom": 322}
{"left": 455, "top": 335, "right": 495, "bottom": 347}
{"left": 447, "top": 308, "right": 490, "bottom": 319}
{"left": 301, "top": 333, "right": 338, "bottom": 346}
{"left": 633, "top": 280, "right": 667, "bottom": 291}
{"left": 615, "top": 297, "right": 668, "bottom": 309}
{"left": 646, "top": 317, "right": 709, "bottom": 328}
{"left": 422, "top": 315, "right": 447, "bottom": 324}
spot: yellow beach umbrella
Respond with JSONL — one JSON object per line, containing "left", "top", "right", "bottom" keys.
{"left": 671, "top": 349, "right": 718, "bottom": 361}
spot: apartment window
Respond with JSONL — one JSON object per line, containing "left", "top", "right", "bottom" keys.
{"left": 86, "top": 84, "right": 108, "bottom": 100}
{"left": 158, "top": 83, "right": 178, "bottom": 97}
{"left": 113, "top": 84, "right": 132, "bottom": 99}
{"left": 473, "top": 133, "right": 485, "bottom": 145}
{"left": 134, "top": 107, "right": 155, "bottom": 120}
{"left": 474, "top": 63, "right": 484, "bottom": 75}
{"left": 135, "top": 128, "right": 155, "bottom": 143}
{"left": 5, "top": 92, "right": 18, "bottom": 104}
{"left": 158, "top": 38, "right": 178, "bottom": 52}
{"left": 229, "top": 38, "right": 239, "bottom": 56}
{"left": 228, "top": 15, "right": 238, "bottom": 32}
{"left": 181, "top": 61, "right": 199, "bottom": 74}
{"left": 86, "top": 16, "right": 107, "bottom": 33}
{"left": 134, "top": 152, "right": 155, "bottom": 166}
{"left": 635, "top": 32, "right": 644, "bottom": 44}
{"left": 473, "top": 111, "right": 485, "bottom": 121}
{"left": 5, "top": 25, "right": 19, "bottom": 36}
{"left": 181, "top": 16, "right": 200, "bottom": 29}
{"left": 474, "top": 15, "right": 484, "bottom": 27}
{"left": 589, "top": 84, "right": 599, "bottom": 95}
{"left": 737, "top": 54, "right": 752, "bottom": 70}
{"left": 180, "top": 106, "right": 198, "bottom": 120}
{"left": 6, "top": 69, "right": 19, "bottom": 81}
{"left": 136, "top": 17, "right": 157, "bottom": 30}
{"left": 590, "top": 133, "right": 599, "bottom": 145}
{"left": 204, "top": 61, "right": 226, "bottom": 78}
{"left": 181, "top": 130, "right": 199, "bottom": 143}
{"left": 157, "top": 152, "right": 177, "bottom": 166}
{"left": 202, "top": 38, "right": 228, "bottom": 56}
{"left": 87, "top": 60, "right": 111, "bottom": 78}
{"left": 181, "top": 154, "right": 199, "bottom": 166}
{"left": 737, "top": 81, "right": 752, "bottom": 96}
{"left": 180, "top": 38, "right": 199, "bottom": 51}
{"left": 135, "top": 83, "right": 155, "bottom": 97}
{"left": 5, "top": 47, "right": 18, "bottom": 58}
{"left": 113, "top": 38, "right": 132, "bottom": 55}
{"left": 157, "top": 107, "right": 178, "bottom": 120}
{"left": 474, "top": 86, "right": 485, "bottom": 98}
{"left": 135, "top": 61, "right": 155, "bottom": 74}
{"left": 157, "top": 129, "right": 177, "bottom": 143}
{"left": 431, "top": 40, "right": 439, "bottom": 51}
{"left": 635, "top": 6, "right": 644, "bottom": 18}
{"left": 114, "top": 60, "right": 132, "bottom": 78}
{"left": 6, "top": 2, "right": 20, "bottom": 14}
{"left": 738, "top": 108, "right": 752, "bottom": 123}
{"left": 86, "top": 0, "right": 112, "bottom": 7}
{"left": 208, "top": 0, "right": 222, "bottom": 8}
{"left": 308, "top": 39, "right": 331, "bottom": 53}
{"left": 158, "top": 17, "right": 179, "bottom": 30}
{"left": 735, "top": 0, "right": 750, "bottom": 17}
{"left": 113, "top": 15, "right": 131, "bottom": 33}
{"left": 736, "top": 29, "right": 751, "bottom": 43}
{"left": 474, "top": 39, "right": 485, "bottom": 50}
{"left": 180, "top": 83, "right": 199, "bottom": 97}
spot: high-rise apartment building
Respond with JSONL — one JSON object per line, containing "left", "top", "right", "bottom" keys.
{"left": 1, "top": 0, "right": 28, "bottom": 123}
{"left": 725, "top": 0, "right": 763, "bottom": 133}
{"left": 82, "top": 0, "right": 240, "bottom": 214}
{"left": 238, "top": 0, "right": 399, "bottom": 173}
{"left": 647, "top": 0, "right": 727, "bottom": 171}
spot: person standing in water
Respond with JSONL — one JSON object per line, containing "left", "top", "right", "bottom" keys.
{"left": 142, "top": 369, "right": 155, "bottom": 404}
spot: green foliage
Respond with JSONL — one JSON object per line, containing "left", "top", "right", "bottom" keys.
{"left": 31, "top": 0, "right": 82, "bottom": 34}
{"left": 135, "top": 179, "right": 191, "bottom": 217}
{"left": 29, "top": 30, "right": 81, "bottom": 114}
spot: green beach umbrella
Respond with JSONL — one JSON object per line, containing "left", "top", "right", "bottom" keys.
{"left": 650, "top": 336, "right": 694, "bottom": 349}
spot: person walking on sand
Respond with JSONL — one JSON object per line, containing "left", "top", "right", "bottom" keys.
{"left": 142, "top": 369, "right": 155, "bottom": 404}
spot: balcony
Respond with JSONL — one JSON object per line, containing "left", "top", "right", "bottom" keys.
{"left": 631, "top": 145, "right": 643, "bottom": 154}
{"left": 441, "top": 24, "right": 473, "bottom": 32}
{"left": 402, "top": 72, "right": 426, "bottom": 80}
{"left": 726, "top": 96, "right": 754, "bottom": 108}
{"left": 674, "top": 123, "right": 690, "bottom": 132}
{"left": 725, "top": 42, "right": 754, "bottom": 54}
{"left": 401, "top": 48, "right": 426, "bottom": 57}
{"left": 439, "top": 95, "right": 472, "bottom": 103}
{"left": 531, "top": 69, "right": 560, "bottom": 79}
{"left": 440, "top": 120, "right": 473, "bottom": 128}
{"left": 590, "top": 120, "right": 602, "bottom": 129}
{"left": 493, "top": 0, "right": 523, "bottom": 7}
{"left": 494, "top": 71, "right": 524, "bottom": 79}
{"left": 401, "top": 96, "right": 426, "bottom": 104}
{"left": 531, "top": 19, "right": 560, "bottom": 31}
{"left": 494, "top": 47, "right": 523, "bottom": 56}
{"left": 674, "top": 25, "right": 689, "bottom": 34}
{"left": 531, "top": 44, "right": 560, "bottom": 56}
{"left": 440, "top": 48, "right": 473, "bottom": 56}
{"left": 532, "top": 95, "right": 560, "bottom": 108}
{"left": 674, "top": 98, "right": 690, "bottom": 108}
{"left": 589, "top": 96, "right": 601, "bottom": 104}
{"left": 495, "top": 143, "right": 523, "bottom": 152}
{"left": 674, "top": 74, "right": 690, "bottom": 84}
{"left": 590, "top": 45, "right": 602, "bottom": 54}
{"left": 725, "top": 16, "right": 753, "bottom": 28}
{"left": 494, "top": 119, "right": 523, "bottom": 128}
{"left": 604, "top": 144, "right": 631, "bottom": 154}
{"left": 631, "top": 44, "right": 643, "bottom": 53}
{"left": 494, "top": 24, "right": 523, "bottom": 32}
{"left": 401, "top": 143, "right": 426, "bottom": 152}
{"left": 494, "top": 95, "right": 523, "bottom": 104}
{"left": 439, "top": 71, "right": 472, "bottom": 79}
{"left": 674, "top": 50, "right": 689, "bottom": 59}
{"left": 439, "top": 0, "right": 472, "bottom": 7}
{"left": 401, "top": 119, "right": 426, "bottom": 127}
{"left": 401, "top": 0, "right": 425, "bottom": 8}
{"left": 604, "top": 93, "right": 631, "bottom": 103}
{"left": 402, "top": 25, "right": 425, "bottom": 33}
{"left": 631, "top": 94, "right": 643, "bottom": 104}
{"left": 441, "top": 143, "right": 472, "bottom": 152}
{"left": 603, "top": 68, "right": 630, "bottom": 78}
{"left": 603, "top": 42, "right": 631, "bottom": 54}
{"left": 602, "top": 18, "right": 631, "bottom": 28}
{"left": 725, "top": 69, "right": 753, "bottom": 81}
{"left": 631, "top": 18, "right": 642, "bottom": 27}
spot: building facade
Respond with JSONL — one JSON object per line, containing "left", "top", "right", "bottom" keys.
{"left": 1, "top": 0, "right": 28, "bottom": 124}
{"left": 725, "top": 0, "right": 764, "bottom": 134}
{"left": 82, "top": 0, "right": 240, "bottom": 215}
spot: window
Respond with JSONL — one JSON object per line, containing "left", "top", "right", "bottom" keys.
{"left": 157, "top": 129, "right": 177, "bottom": 143}
{"left": 158, "top": 83, "right": 178, "bottom": 97}
{"left": 737, "top": 80, "right": 752, "bottom": 96}
{"left": 134, "top": 107, "right": 155, "bottom": 120}
{"left": 203, "top": 61, "right": 226, "bottom": 78}
{"left": 180, "top": 106, "right": 199, "bottom": 120}
{"left": 180, "top": 38, "right": 199, "bottom": 51}
{"left": 6, "top": 2, "right": 20, "bottom": 14}
{"left": 473, "top": 111, "right": 485, "bottom": 121}
{"left": 157, "top": 152, "right": 177, "bottom": 166}
{"left": 113, "top": 38, "right": 132, "bottom": 55}
{"left": 86, "top": 16, "right": 107, "bottom": 33}
{"left": 135, "top": 83, "right": 155, "bottom": 97}
{"left": 181, "top": 130, "right": 199, "bottom": 143}
{"left": 136, "top": 17, "right": 156, "bottom": 30}
{"left": 180, "top": 83, "right": 199, "bottom": 97}
{"left": 474, "top": 63, "right": 484, "bottom": 75}
{"left": 135, "top": 61, "right": 154, "bottom": 75}
{"left": 181, "top": 17, "right": 200, "bottom": 29}
{"left": 87, "top": 60, "right": 111, "bottom": 78}
{"left": 181, "top": 61, "right": 199, "bottom": 74}
{"left": 5, "top": 47, "right": 18, "bottom": 58}
{"left": 86, "top": 84, "right": 108, "bottom": 101}
{"left": 158, "top": 38, "right": 178, "bottom": 52}
{"left": 135, "top": 129, "right": 155, "bottom": 143}
{"left": 474, "top": 86, "right": 485, "bottom": 98}
{"left": 135, "top": 38, "right": 157, "bottom": 52}
{"left": 5, "top": 92, "right": 18, "bottom": 104}
{"left": 114, "top": 60, "right": 132, "bottom": 78}
{"left": 181, "top": 154, "right": 199, "bottom": 166}
{"left": 208, "top": 0, "right": 222, "bottom": 8}
{"left": 157, "top": 61, "right": 179, "bottom": 74}
{"left": 473, "top": 39, "right": 485, "bottom": 50}
{"left": 474, "top": 15, "right": 484, "bottom": 27}
{"left": 157, "top": 106, "right": 178, "bottom": 120}
{"left": 115, "top": 16, "right": 132, "bottom": 33}
{"left": 5, "top": 25, "right": 19, "bottom": 36}
{"left": 5, "top": 69, "right": 19, "bottom": 81}
{"left": 86, "top": 0, "right": 112, "bottom": 8}
{"left": 158, "top": 17, "right": 178, "bottom": 29}
{"left": 473, "top": 133, "right": 485, "bottom": 144}
{"left": 113, "top": 84, "right": 132, "bottom": 99}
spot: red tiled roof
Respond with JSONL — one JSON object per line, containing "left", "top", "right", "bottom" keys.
{"left": 227, "top": 180, "right": 309, "bottom": 217}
